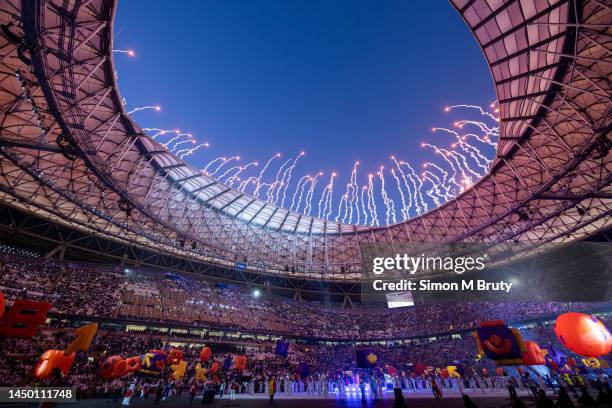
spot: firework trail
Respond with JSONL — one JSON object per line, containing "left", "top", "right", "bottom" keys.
{"left": 433, "top": 127, "right": 490, "bottom": 172}
{"left": 142, "top": 128, "right": 180, "bottom": 139}
{"left": 347, "top": 162, "right": 359, "bottom": 224}
{"left": 360, "top": 186, "right": 369, "bottom": 225}
{"left": 335, "top": 193, "right": 348, "bottom": 223}
{"left": 238, "top": 177, "right": 257, "bottom": 192}
{"left": 163, "top": 132, "right": 192, "bottom": 148}
{"left": 254, "top": 153, "right": 281, "bottom": 198}
{"left": 267, "top": 158, "right": 292, "bottom": 203}
{"left": 366, "top": 174, "right": 379, "bottom": 226}
{"left": 279, "top": 152, "right": 305, "bottom": 208}
{"left": 293, "top": 176, "right": 312, "bottom": 211}
{"left": 324, "top": 177, "right": 336, "bottom": 220}
{"left": 378, "top": 166, "right": 396, "bottom": 225}
{"left": 225, "top": 162, "right": 258, "bottom": 184}
{"left": 218, "top": 165, "right": 242, "bottom": 180}
{"left": 210, "top": 156, "right": 240, "bottom": 176}
{"left": 390, "top": 168, "right": 409, "bottom": 220}
{"left": 445, "top": 104, "right": 499, "bottom": 122}
{"left": 289, "top": 174, "right": 310, "bottom": 211}
{"left": 127, "top": 105, "right": 161, "bottom": 115}
{"left": 426, "top": 143, "right": 474, "bottom": 189}
{"left": 318, "top": 173, "right": 336, "bottom": 219}
{"left": 303, "top": 173, "right": 322, "bottom": 216}
{"left": 203, "top": 157, "right": 226, "bottom": 173}
{"left": 421, "top": 143, "right": 461, "bottom": 187}
{"left": 170, "top": 138, "right": 195, "bottom": 152}
{"left": 390, "top": 156, "right": 414, "bottom": 218}
{"left": 113, "top": 49, "right": 135, "bottom": 57}
{"left": 423, "top": 162, "right": 454, "bottom": 197}
{"left": 422, "top": 170, "right": 448, "bottom": 204}
{"left": 401, "top": 161, "right": 427, "bottom": 215}
{"left": 178, "top": 142, "right": 208, "bottom": 159}
{"left": 452, "top": 140, "right": 490, "bottom": 172}
{"left": 454, "top": 120, "right": 498, "bottom": 144}
{"left": 459, "top": 132, "right": 497, "bottom": 147}
{"left": 421, "top": 173, "right": 442, "bottom": 207}
{"left": 448, "top": 150, "right": 481, "bottom": 179}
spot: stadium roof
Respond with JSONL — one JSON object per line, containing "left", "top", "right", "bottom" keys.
{"left": 0, "top": 0, "right": 609, "bottom": 280}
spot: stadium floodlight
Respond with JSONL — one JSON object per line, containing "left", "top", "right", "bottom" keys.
{"left": 252, "top": 289, "right": 261, "bottom": 298}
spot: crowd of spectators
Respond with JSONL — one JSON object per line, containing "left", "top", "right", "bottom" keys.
{"left": 1, "top": 253, "right": 611, "bottom": 403}
{"left": 1, "top": 254, "right": 611, "bottom": 341}
{"left": 1, "top": 324, "right": 611, "bottom": 402}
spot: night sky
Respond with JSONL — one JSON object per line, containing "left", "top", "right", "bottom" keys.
{"left": 114, "top": 0, "right": 497, "bottom": 225}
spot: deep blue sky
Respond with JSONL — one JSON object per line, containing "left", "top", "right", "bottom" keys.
{"left": 113, "top": 0, "right": 496, "bottom": 223}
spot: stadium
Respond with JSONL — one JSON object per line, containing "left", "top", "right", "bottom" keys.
{"left": 0, "top": 0, "right": 610, "bottom": 407}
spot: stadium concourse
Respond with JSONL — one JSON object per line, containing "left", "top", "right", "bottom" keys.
{"left": 0, "top": 0, "right": 610, "bottom": 406}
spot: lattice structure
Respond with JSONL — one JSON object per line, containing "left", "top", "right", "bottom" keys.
{"left": 0, "top": 0, "right": 609, "bottom": 281}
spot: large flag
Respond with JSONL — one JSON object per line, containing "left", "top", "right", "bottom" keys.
{"left": 275, "top": 340, "right": 289, "bottom": 357}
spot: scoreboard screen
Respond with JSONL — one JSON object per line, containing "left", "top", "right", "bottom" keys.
{"left": 386, "top": 291, "right": 414, "bottom": 308}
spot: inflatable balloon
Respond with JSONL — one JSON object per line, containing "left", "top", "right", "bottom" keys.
{"left": 554, "top": 313, "right": 612, "bottom": 357}
{"left": 474, "top": 320, "right": 526, "bottom": 365}
{"left": 447, "top": 366, "right": 461, "bottom": 378}
{"left": 210, "top": 362, "right": 219, "bottom": 373}
{"left": 481, "top": 368, "right": 488, "bottom": 377}
{"left": 200, "top": 346, "right": 212, "bottom": 363}
{"left": 0, "top": 299, "right": 52, "bottom": 338}
{"left": 543, "top": 347, "right": 566, "bottom": 370}
{"left": 168, "top": 349, "right": 184, "bottom": 365}
{"left": 567, "top": 357, "right": 576, "bottom": 367}
{"left": 451, "top": 360, "right": 465, "bottom": 376}
{"left": 195, "top": 363, "right": 207, "bottom": 381}
{"left": 495, "top": 367, "right": 504, "bottom": 376}
{"left": 415, "top": 363, "right": 427, "bottom": 375}
{"left": 64, "top": 323, "right": 98, "bottom": 356}
{"left": 234, "top": 355, "right": 247, "bottom": 370}
{"left": 170, "top": 360, "right": 187, "bottom": 380}
{"left": 140, "top": 350, "right": 167, "bottom": 376}
{"left": 100, "top": 355, "right": 124, "bottom": 379}
{"left": 440, "top": 369, "right": 449, "bottom": 379}
{"left": 522, "top": 340, "right": 546, "bottom": 365}
{"left": 34, "top": 350, "right": 75, "bottom": 379}
{"left": 385, "top": 365, "right": 397, "bottom": 376}
{"left": 124, "top": 356, "right": 141, "bottom": 374}
{"left": 582, "top": 358, "right": 600, "bottom": 369}
{"left": 112, "top": 358, "right": 128, "bottom": 378}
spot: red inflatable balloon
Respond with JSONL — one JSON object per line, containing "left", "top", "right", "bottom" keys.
{"left": 554, "top": 313, "right": 612, "bottom": 357}
{"left": 100, "top": 355, "right": 124, "bottom": 379}
{"left": 211, "top": 362, "right": 219, "bottom": 373}
{"left": 234, "top": 355, "right": 247, "bottom": 370}
{"left": 495, "top": 367, "right": 504, "bottom": 376}
{"left": 522, "top": 340, "right": 546, "bottom": 365}
{"left": 200, "top": 346, "right": 212, "bottom": 363}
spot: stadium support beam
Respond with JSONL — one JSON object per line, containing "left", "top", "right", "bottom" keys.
{"left": 539, "top": 193, "right": 612, "bottom": 200}
{"left": 0, "top": 140, "right": 63, "bottom": 153}
{"left": 44, "top": 244, "right": 65, "bottom": 260}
